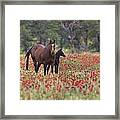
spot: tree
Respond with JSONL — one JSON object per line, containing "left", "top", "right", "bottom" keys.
{"left": 20, "top": 20, "right": 100, "bottom": 53}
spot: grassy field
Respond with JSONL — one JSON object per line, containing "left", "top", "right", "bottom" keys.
{"left": 20, "top": 52, "right": 100, "bottom": 100}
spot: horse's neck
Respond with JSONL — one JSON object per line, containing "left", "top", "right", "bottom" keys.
{"left": 55, "top": 53, "right": 60, "bottom": 60}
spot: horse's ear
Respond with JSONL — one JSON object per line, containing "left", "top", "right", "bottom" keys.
{"left": 49, "top": 40, "right": 52, "bottom": 43}
{"left": 53, "top": 40, "right": 55, "bottom": 44}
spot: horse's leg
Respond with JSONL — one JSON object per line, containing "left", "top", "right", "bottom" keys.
{"left": 55, "top": 64, "right": 58, "bottom": 74}
{"left": 32, "top": 58, "right": 37, "bottom": 73}
{"left": 36, "top": 62, "right": 41, "bottom": 73}
{"left": 51, "top": 64, "right": 53, "bottom": 74}
{"left": 44, "top": 64, "right": 46, "bottom": 76}
{"left": 35, "top": 63, "right": 38, "bottom": 73}
{"left": 47, "top": 65, "right": 50, "bottom": 74}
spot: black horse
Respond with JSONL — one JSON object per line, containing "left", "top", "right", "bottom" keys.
{"left": 46, "top": 48, "right": 65, "bottom": 74}
{"left": 25, "top": 40, "right": 55, "bottom": 75}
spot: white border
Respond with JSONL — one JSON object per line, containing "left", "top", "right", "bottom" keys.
{"left": 5, "top": 5, "right": 115, "bottom": 115}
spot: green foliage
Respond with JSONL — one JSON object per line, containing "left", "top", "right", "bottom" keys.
{"left": 20, "top": 20, "right": 100, "bottom": 53}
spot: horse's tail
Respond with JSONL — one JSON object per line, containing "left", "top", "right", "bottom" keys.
{"left": 25, "top": 47, "right": 32, "bottom": 70}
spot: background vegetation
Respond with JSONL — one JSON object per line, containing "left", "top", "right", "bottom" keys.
{"left": 20, "top": 20, "right": 100, "bottom": 53}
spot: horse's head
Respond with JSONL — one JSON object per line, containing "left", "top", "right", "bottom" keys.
{"left": 48, "top": 40, "right": 55, "bottom": 55}
{"left": 57, "top": 48, "right": 66, "bottom": 57}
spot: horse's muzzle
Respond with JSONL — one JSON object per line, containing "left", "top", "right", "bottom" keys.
{"left": 51, "top": 51, "right": 55, "bottom": 56}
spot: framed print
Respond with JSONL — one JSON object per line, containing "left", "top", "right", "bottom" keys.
{"left": 0, "top": 0, "right": 119, "bottom": 119}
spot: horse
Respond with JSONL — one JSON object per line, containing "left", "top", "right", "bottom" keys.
{"left": 25, "top": 40, "right": 55, "bottom": 75}
{"left": 46, "top": 48, "right": 66, "bottom": 74}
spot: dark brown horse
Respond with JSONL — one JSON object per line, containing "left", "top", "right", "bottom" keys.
{"left": 25, "top": 40, "right": 55, "bottom": 75}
